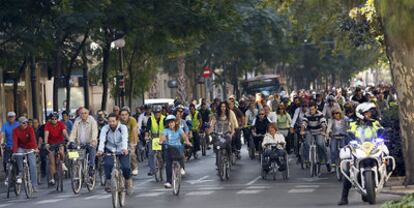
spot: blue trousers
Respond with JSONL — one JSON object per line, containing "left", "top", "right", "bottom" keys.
{"left": 104, "top": 154, "right": 131, "bottom": 180}
{"left": 15, "top": 149, "right": 38, "bottom": 188}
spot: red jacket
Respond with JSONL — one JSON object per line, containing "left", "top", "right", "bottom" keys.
{"left": 12, "top": 126, "right": 38, "bottom": 153}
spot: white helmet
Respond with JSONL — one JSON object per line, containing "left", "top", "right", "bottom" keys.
{"left": 355, "top": 102, "right": 376, "bottom": 120}
{"left": 165, "top": 115, "right": 176, "bottom": 122}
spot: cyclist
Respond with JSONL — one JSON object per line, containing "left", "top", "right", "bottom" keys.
{"left": 97, "top": 113, "right": 133, "bottom": 195}
{"left": 119, "top": 108, "right": 139, "bottom": 176}
{"left": 145, "top": 106, "right": 165, "bottom": 176}
{"left": 323, "top": 95, "right": 341, "bottom": 120}
{"left": 263, "top": 105, "right": 277, "bottom": 123}
{"left": 275, "top": 104, "right": 293, "bottom": 153}
{"left": 160, "top": 115, "right": 192, "bottom": 188}
{"left": 186, "top": 104, "right": 202, "bottom": 158}
{"left": 175, "top": 105, "right": 190, "bottom": 135}
{"left": 261, "top": 123, "right": 287, "bottom": 172}
{"left": 244, "top": 101, "right": 258, "bottom": 146}
{"left": 44, "top": 112, "right": 69, "bottom": 185}
{"left": 300, "top": 102, "right": 329, "bottom": 172}
{"left": 337, "top": 102, "right": 383, "bottom": 206}
{"left": 12, "top": 117, "right": 38, "bottom": 191}
{"left": 252, "top": 109, "right": 270, "bottom": 153}
{"left": 229, "top": 100, "right": 244, "bottom": 158}
{"left": 68, "top": 108, "right": 98, "bottom": 179}
{"left": 61, "top": 111, "right": 73, "bottom": 135}
{"left": 1, "top": 112, "right": 19, "bottom": 173}
{"left": 209, "top": 101, "right": 235, "bottom": 168}
{"left": 326, "top": 108, "right": 349, "bottom": 170}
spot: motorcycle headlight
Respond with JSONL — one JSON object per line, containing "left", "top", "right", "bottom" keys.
{"left": 361, "top": 142, "right": 375, "bottom": 155}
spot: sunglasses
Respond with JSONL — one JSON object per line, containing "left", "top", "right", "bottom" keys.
{"left": 333, "top": 112, "right": 340, "bottom": 115}
{"left": 259, "top": 114, "right": 265, "bottom": 116}
{"left": 21, "top": 122, "right": 28, "bottom": 125}
{"left": 177, "top": 110, "right": 184, "bottom": 113}
{"left": 51, "top": 118, "right": 58, "bottom": 120}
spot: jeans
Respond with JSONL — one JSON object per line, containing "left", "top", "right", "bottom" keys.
{"left": 39, "top": 145, "right": 48, "bottom": 177}
{"left": 84, "top": 144, "right": 96, "bottom": 171}
{"left": 330, "top": 138, "right": 346, "bottom": 164}
{"left": 232, "top": 128, "right": 242, "bottom": 151}
{"left": 304, "top": 133, "right": 327, "bottom": 163}
{"left": 147, "top": 142, "right": 155, "bottom": 173}
{"left": 2, "top": 147, "right": 12, "bottom": 173}
{"left": 192, "top": 131, "right": 201, "bottom": 153}
{"left": 103, "top": 154, "right": 131, "bottom": 180}
{"left": 48, "top": 145, "right": 65, "bottom": 178}
{"left": 165, "top": 145, "right": 184, "bottom": 184}
{"left": 15, "top": 148, "right": 38, "bottom": 188}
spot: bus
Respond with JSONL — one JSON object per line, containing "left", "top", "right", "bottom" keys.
{"left": 241, "top": 74, "right": 286, "bottom": 96}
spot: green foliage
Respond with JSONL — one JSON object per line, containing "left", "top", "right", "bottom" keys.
{"left": 383, "top": 194, "right": 414, "bottom": 208}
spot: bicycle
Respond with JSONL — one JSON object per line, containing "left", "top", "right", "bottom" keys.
{"left": 214, "top": 133, "right": 231, "bottom": 181}
{"left": 200, "top": 122, "right": 210, "bottom": 156}
{"left": 13, "top": 150, "right": 36, "bottom": 199}
{"left": 165, "top": 144, "right": 183, "bottom": 196}
{"left": 308, "top": 135, "right": 321, "bottom": 178}
{"left": 105, "top": 152, "right": 126, "bottom": 208}
{"left": 297, "top": 135, "right": 306, "bottom": 170}
{"left": 97, "top": 156, "right": 106, "bottom": 186}
{"left": 5, "top": 150, "right": 21, "bottom": 198}
{"left": 152, "top": 137, "right": 164, "bottom": 182}
{"left": 68, "top": 144, "right": 96, "bottom": 194}
{"left": 261, "top": 144, "right": 289, "bottom": 181}
{"left": 48, "top": 143, "right": 65, "bottom": 192}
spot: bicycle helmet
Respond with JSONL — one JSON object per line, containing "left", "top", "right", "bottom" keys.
{"left": 165, "top": 115, "right": 176, "bottom": 123}
{"left": 355, "top": 102, "right": 376, "bottom": 120}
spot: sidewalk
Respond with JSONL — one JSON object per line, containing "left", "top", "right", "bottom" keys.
{"left": 382, "top": 176, "right": 414, "bottom": 196}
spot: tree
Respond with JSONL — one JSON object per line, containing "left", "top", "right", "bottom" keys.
{"left": 374, "top": 0, "right": 414, "bottom": 185}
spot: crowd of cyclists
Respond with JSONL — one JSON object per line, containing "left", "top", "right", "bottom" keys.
{"left": 0, "top": 84, "right": 396, "bottom": 206}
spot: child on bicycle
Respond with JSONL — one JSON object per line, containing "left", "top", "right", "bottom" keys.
{"left": 160, "top": 115, "right": 192, "bottom": 189}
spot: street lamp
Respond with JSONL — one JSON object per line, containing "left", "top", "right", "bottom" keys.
{"left": 111, "top": 38, "right": 126, "bottom": 106}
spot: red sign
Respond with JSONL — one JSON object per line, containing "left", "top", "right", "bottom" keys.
{"left": 202, "top": 66, "right": 211, "bottom": 78}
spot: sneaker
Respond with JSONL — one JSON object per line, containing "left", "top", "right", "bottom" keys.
{"left": 147, "top": 172, "right": 153, "bottom": 176}
{"left": 132, "top": 169, "right": 138, "bottom": 176}
{"left": 164, "top": 182, "right": 172, "bottom": 188}
{"left": 180, "top": 168, "right": 186, "bottom": 176}
{"left": 62, "top": 163, "right": 68, "bottom": 172}
{"left": 105, "top": 181, "right": 111, "bottom": 193}
{"left": 16, "top": 177, "right": 22, "bottom": 184}
{"left": 49, "top": 179, "right": 55, "bottom": 185}
{"left": 33, "top": 187, "right": 38, "bottom": 193}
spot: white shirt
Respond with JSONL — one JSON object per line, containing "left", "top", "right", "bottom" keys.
{"left": 267, "top": 112, "right": 277, "bottom": 123}
{"left": 262, "top": 133, "right": 286, "bottom": 148}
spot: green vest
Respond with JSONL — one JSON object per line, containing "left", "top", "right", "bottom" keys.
{"left": 151, "top": 115, "right": 165, "bottom": 138}
{"left": 349, "top": 121, "right": 381, "bottom": 141}
{"left": 191, "top": 111, "right": 201, "bottom": 132}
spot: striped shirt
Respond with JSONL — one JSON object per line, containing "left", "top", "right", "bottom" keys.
{"left": 302, "top": 111, "right": 326, "bottom": 135}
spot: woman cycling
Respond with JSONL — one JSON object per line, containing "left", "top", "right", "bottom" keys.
{"left": 327, "top": 108, "right": 349, "bottom": 169}
{"left": 209, "top": 101, "right": 235, "bottom": 167}
{"left": 160, "top": 115, "right": 192, "bottom": 189}
{"left": 276, "top": 103, "right": 292, "bottom": 153}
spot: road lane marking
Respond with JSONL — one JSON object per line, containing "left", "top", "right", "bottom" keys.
{"left": 288, "top": 188, "right": 315, "bottom": 193}
{"left": 237, "top": 190, "right": 263, "bottom": 194}
{"left": 136, "top": 178, "right": 153, "bottom": 186}
{"left": 246, "top": 186, "right": 270, "bottom": 189}
{"left": 198, "top": 187, "right": 224, "bottom": 191}
{"left": 136, "top": 192, "right": 165, "bottom": 197}
{"left": 0, "top": 204, "right": 14, "bottom": 208}
{"left": 96, "top": 195, "right": 111, "bottom": 199}
{"left": 185, "top": 191, "right": 214, "bottom": 196}
{"left": 295, "top": 185, "right": 320, "bottom": 188}
{"left": 186, "top": 176, "right": 214, "bottom": 185}
{"left": 36, "top": 199, "right": 64, "bottom": 204}
{"left": 57, "top": 194, "right": 75, "bottom": 198}
{"left": 246, "top": 176, "right": 261, "bottom": 185}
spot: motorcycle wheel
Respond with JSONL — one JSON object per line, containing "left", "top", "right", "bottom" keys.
{"left": 364, "top": 171, "right": 376, "bottom": 205}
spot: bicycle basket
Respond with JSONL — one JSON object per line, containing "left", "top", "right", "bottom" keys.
{"left": 168, "top": 146, "right": 183, "bottom": 161}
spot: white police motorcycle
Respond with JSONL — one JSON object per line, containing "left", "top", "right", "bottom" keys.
{"left": 340, "top": 131, "right": 395, "bottom": 205}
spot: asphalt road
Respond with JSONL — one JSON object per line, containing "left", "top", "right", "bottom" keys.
{"left": 0, "top": 147, "right": 400, "bottom": 208}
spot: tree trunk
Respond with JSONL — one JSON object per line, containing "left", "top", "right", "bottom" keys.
{"left": 53, "top": 51, "right": 62, "bottom": 112}
{"left": 30, "top": 55, "right": 38, "bottom": 119}
{"left": 81, "top": 48, "right": 90, "bottom": 109}
{"left": 101, "top": 42, "right": 110, "bottom": 111}
{"left": 13, "top": 59, "right": 27, "bottom": 115}
{"left": 176, "top": 55, "right": 187, "bottom": 104}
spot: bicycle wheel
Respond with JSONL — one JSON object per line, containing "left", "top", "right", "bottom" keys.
{"left": 225, "top": 154, "right": 230, "bottom": 180}
{"left": 118, "top": 173, "right": 126, "bottom": 207}
{"left": 85, "top": 154, "right": 96, "bottom": 192}
{"left": 154, "top": 153, "right": 163, "bottom": 182}
{"left": 272, "top": 162, "right": 277, "bottom": 181}
{"left": 56, "top": 160, "right": 64, "bottom": 192}
{"left": 309, "top": 145, "right": 316, "bottom": 177}
{"left": 98, "top": 158, "right": 106, "bottom": 186}
{"left": 218, "top": 151, "right": 225, "bottom": 181}
{"left": 201, "top": 134, "right": 207, "bottom": 156}
{"left": 111, "top": 172, "right": 119, "bottom": 208}
{"left": 298, "top": 143, "right": 305, "bottom": 169}
{"left": 172, "top": 162, "right": 181, "bottom": 196}
{"left": 71, "top": 160, "right": 82, "bottom": 194}
{"left": 23, "top": 164, "right": 33, "bottom": 199}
